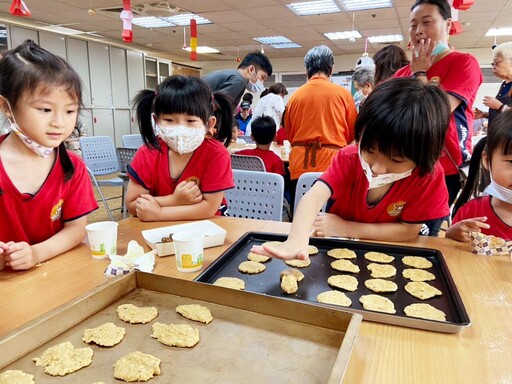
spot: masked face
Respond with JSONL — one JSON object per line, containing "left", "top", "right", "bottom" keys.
{"left": 431, "top": 41, "right": 450, "bottom": 56}
{"left": 246, "top": 68, "right": 265, "bottom": 93}
{"left": 484, "top": 174, "right": 512, "bottom": 204}
{"left": 359, "top": 149, "right": 415, "bottom": 189}
{"left": 157, "top": 124, "right": 206, "bottom": 155}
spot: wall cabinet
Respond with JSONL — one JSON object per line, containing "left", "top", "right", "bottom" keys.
{"left": 145, "top": 57, "right": 171, "bottom": 90}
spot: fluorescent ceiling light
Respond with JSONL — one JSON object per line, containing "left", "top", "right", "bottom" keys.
{"left": 485, "top": 27, "right": 512, "bottom": 36}
{"left": 132, "top": 16, "right": 173, "bottom": 28}
{"left": 368, "top": 34, "right": 403, "bottom": 43}
{"left": 339, "top": 0, "right": 393, "bottom": 11}
{"left": 38, "top": 25, "right": 85, "bottom": 35}
{"left": 183, "top": 46, "right": 219, "bottom": 54}
{"left": 287, "top": 0, "right": 341, "bottom": 16}
{"left": 163, "top": 13, "right": 212, "bottom": 26}
{"left": 324, "top": 30, "right": 362, "bottom": 40}
{"left": 253, "top": 36, "right": 301, "bottom": 49}
{"left": 133, "top": 13, "right": 212, "bottom": 29}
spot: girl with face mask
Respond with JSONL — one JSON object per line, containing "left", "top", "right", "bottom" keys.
{"left": 127, "top": 75, "right": 234, "bottom": 221}
{"left": 0, "top": 40, "right": 98, "bottom": 271}
{"left": 447, "top": 110, "right": 512, "bottom": 241}
{"left": 251, "top": 78, "right": 451, "bottom": 261}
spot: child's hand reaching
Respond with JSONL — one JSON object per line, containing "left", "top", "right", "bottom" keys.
{"left": 313, "top": 213, "right": 350, "bottom": 238}
{"left": 445, "top": 216, "right": 490, "bottom": 242}
{"left": 173, "top": 180, "right": 203, "bottom": 205}
{"left": 250, "top": 240, "right": 309, "bottom": 261}
{"left": 2, "top": 241, "right": 38, "bottom": 270}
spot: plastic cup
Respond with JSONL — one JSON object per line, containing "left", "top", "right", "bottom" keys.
{"left": 172, "top": 230, "right": 205, "bottom": 273}
{"left": 85, "top": 221, "right": 118, "bottom": 260}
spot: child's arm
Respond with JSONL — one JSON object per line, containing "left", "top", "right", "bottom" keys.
{"left": 125, "top": 179, "right": 202, "bottom": 216}
{"left": 313, "top": 214, "right": 423, "bottom": 242}
{"left": 135, "top": 191, "right": 224, "bottom": 222}
{"left": 445, "top": 216, "right": 490, "bottom": 242}
{"left": 251, "top": 182, "right": 331, "bottom": 260}
{"left": 2, "top": 217, "right": 87, "bottom": 270}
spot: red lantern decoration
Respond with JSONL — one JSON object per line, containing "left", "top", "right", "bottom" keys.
{"left": 120, "top": 0, "right": 133, "bottom": 43}
{"left": 9, "top": 0, "right": 31, "bottom": 17}
{"left": 449, "top": 20, "right": 464, "bottom": 35}
{"left": 190, "top": 19, "right": 198, "bottom": 61}
{"left": 452, "top": 0, "right": 474, "bottom": 10}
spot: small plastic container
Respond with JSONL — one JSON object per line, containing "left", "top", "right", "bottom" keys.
{"left": 172, "top": 231, "right": 205, "bottom": 273}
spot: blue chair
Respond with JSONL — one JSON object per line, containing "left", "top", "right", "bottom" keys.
{"left": 230, "top": 154, "right": 266, "bottom": 172}
{"left": 226, "top": 169, "right": 284, "bottom": 221}
{"left": 294, "top": 172, "right": 325, "bottom": 214}
{"left": 122, "top": 134, "right": 144, "bottom": 149}
{"left": 79, "top": 136, "right": 125, "bottom": 221}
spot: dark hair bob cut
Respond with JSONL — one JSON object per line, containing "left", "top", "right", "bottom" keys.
{"left": 355, "top": 77, "right": 450, "bottom": 175}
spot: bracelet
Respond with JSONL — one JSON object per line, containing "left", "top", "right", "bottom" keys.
{"left": 412, "top": 70, "right": 428, "bottom": 78}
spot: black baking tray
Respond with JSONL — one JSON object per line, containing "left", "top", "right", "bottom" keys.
{"left": 196, "top": 232, "right": 470, "bottom": 333}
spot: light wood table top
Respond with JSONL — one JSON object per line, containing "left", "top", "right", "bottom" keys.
{"left": 1, "top": 217, "right": 511, "bottom": 383}
{"left": 229, "top": 142, "right": 289, "bottom": 162}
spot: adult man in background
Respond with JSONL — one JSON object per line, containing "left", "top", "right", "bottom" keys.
{"left": 285, "top": 45, "right": 357, "bottom": 184}
{"left": 203, "top": 51, "right": 272, "bottom": 107}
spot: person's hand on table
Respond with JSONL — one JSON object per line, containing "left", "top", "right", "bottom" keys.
{"left": 136, "top": 194, "right": 162, "bottom": 221}
{"left": 251, "top": 240, "right": 309, "bottom": 261}
{"left": 483, "top": 96, "right": 504, "bottom": 111}
{"left": 2, "top": 241, "right": 37, "bottom": 270}
{"left": 445, "top": 216, "right": 490, "bottom": 242}
{"left": 173, "top": 180, "right": 203, "bottom": 205}
{"left": 313, "top": 213, "right": 350, "bottom": 238}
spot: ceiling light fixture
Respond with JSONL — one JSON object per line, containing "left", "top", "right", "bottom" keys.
{"left": 338, "top": 0, "right": 392, "bottom": 11}
{"left": 368, "top": 34, "right": 403, "bottom": 43}
{"left": 182, "top": 46, "right": 219, "bottom": 54}
{"left": 287, "top": 0, "right": 340, "bottom": 16}
{"left": 485, "top": 27, "right": 512, "bottom": 36}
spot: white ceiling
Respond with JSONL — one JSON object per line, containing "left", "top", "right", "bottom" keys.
{"left": 0, "top": 0, "right": 510, "bottom": 64}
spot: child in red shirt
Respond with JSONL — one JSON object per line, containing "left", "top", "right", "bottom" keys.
{"left": 236, "top": 116, "right": 285, "bottom": 175}
{"left": 0, "top": 40, "right": 98, "bottom": 270}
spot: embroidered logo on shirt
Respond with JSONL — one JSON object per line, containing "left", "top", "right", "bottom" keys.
{"left": 387, "top": 201, "right": 406, "bottom": 217}
{"left": 51, "top": 199, "right": 64, "bottom": 221}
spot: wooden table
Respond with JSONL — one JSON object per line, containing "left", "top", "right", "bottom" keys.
{"left": 1, "top": 217, "right": 511, "bottom": 383}
{"left": 229, "top": 142, "right": 289, "bottom": 162}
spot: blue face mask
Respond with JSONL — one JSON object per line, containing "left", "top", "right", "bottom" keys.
{"left": 431, "top": 41, "right": 449, "bottom": 56}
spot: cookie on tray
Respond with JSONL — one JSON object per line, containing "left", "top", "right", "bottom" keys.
{"left": 82, "top": 322, "right": 126, "bottom": 347}
{"left": 327, "top": 248, "right": 356, "bottom": 259}
{"left": 284, "top": 258, "right": 311, "bottom": 268}
{"left": 402, "top": 268, "right": 436, "bottom": 282}
{"left": 114, "top": 351, "right": 161, "bottom": 382}
{"left": 247, "top": 252, "right": 270, "bottom": 263}
{"left": 213, "top": 277, "right": 245, "bottom": 290}
{"left": 280, "top": 269, "right": 304, "bottom": 294}
{"left": 151, "top": 323, "right": 200, "bottom": 348}
{"left": 367, "top": 263, "right": 397, "bottom": 278}
{"left": 364, "top": 251, "right": 395, "bottom": 263}
{"left": 0, "top": 370, "right": 34, "bottom": 384}
{"left": 327, "top": 275, "right": 358, "bottom": 291}
{"left": 317, "top": 290, "right": 352, "bottom": 307}
{"left": 359, "top": 294, "right": 396, "bottom": 314}
{"left": 331, "top": 259, "right": 360, "bottom": 273}
{"left": 402, "top": 256, "right": 433, "bottom": 269}
{"left": 364, "top": 278, "right": 398, "bottom": 293}
{"left": 405, "top": 281, "right": 442, "bottom": 300}
{"left": 117, "top": 303, "right": 158, "bottom": 324}
{"left": 176, "top": 304, "right": 213, "bottom": 324}
{"left": 33, "top": 342, "right": 93, "bottom": 376}
{"left": 404, "top": 303, "right": 446, "bottom": 322}
{"left": 238, "top": 260, "right": 266, "bottom": 274}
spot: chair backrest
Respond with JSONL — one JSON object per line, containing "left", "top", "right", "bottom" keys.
{"left": 239, "top": 135, "right": 254, "bottom": 144}
{"left": 79, "top": 136, "right": 120, "bottom": 176}
{"left": 116, "top": 147, "right": 138, "bottom": 173}
{"left": 122, "top": 134, "right": 144, "bottom": 149}
{"left": 294, "top": 172, "right": 324, "bottom": 214}
{"left": 226, "top": 169, "right": 284, "bottom": 221}
{"left": 230, "top": 154, "right": 266, "bottom": 172}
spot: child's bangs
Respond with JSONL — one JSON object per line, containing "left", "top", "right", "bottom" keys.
{"left": 154, "top": 90, "right": 208, "bottom": 121}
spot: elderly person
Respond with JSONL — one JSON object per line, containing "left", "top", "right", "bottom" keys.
{"left": 285, "top": 46, "right": 357, "bottom": 186}
{"left": 394, "top": 0, "right": 482, "bottom": 207}
{"left": 352, "top": 67, "right": 375, "bottom": 111}
{"left": 474, "top": 42, "right": 512, "bottom": 128}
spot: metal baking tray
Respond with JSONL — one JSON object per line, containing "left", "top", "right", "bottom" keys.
{"left": 195, "top": 232, "right": 471, "bottom": 333}
{"left": 0, "top": 272, "right": 361, "bottom": 383}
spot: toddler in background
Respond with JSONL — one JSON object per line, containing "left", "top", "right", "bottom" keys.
{"left": 252, "top": 78, "right": 450, "bottom": 260}
{"left": 447, "top": 110, "right": 512, "bottom": 241}
{"left": 236, "top": 115, "right": 285, "bottom": 176}
{"left": 0, "top": 40, "right": 98, "bottom": 270}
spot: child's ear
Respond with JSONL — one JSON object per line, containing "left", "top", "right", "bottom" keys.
{"left": 0, "top": 96, "right": 12, "bottom": 119}
{"left": 482, "top": 150, "right": 490, "bottom": 171}
{"left": 207, "top": 116, "right": 217, "bottom": 130}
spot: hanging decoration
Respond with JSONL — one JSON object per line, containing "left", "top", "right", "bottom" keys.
{"left": 190, "top": 18, "right": 197, "bottom": 61}
{"left": 182, "top": 27, "right": 187, "bottom": 49}
{"left": 236, "top": 47, "right": 241, "bottom": 62}
{"left": 452, "top": 0, "right": 474, "bottom": 10}
{"left": 120, "top": 0, "right": 133, "bottom": 43}
{"left": 9, "top": 0, "right": 31, "bottom": 17}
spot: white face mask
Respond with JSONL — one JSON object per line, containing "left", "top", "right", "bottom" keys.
{"left": 246, "top": 69, "right": 265, "bottom": 93}
{"left": 359, "top": 151, "right": 414, "bottom": 189}
{"left": 1, "top": 98, "right": 54, "bottom": 158}
{"left": 157, "top": 124, "right": 206, "bottom": 155}
{"left": 484, "top": 173, "right": 512, "bottom": 204}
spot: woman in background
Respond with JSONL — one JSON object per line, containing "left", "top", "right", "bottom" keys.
{"left": 373, "top": 44, "right": 410, "bottom": 85}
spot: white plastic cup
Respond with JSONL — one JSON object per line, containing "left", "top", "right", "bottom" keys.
{"left": 85, "top": 221, "right": 118, "bottom": 260}
{"left": 172, "top": 230, "right": 205, "bottom": 273}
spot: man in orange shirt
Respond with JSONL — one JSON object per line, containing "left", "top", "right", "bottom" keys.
{"left": 285, "top": 45, "right": 357, "bottom": 182}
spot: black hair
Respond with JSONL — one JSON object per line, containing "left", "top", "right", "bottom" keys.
{"left": 453, "top": 110, "right": 512, "bottom": 216}
{"left": 411, "top": 0, "right": 451, "bottom": 20}
{"left": 242, "top": 93, "right": 253, "bottom": 104}
{"left": 356, "top": 77, "right": 450, "bottom": 175}
{"left": 373, "top": 44, "right": 410, "bottom": 85}
{"left": 251, "top": 116, "right": 276, "bottom": 145}
{"left": 133, "top": 75, "right": 234, "bottom": 149}
{"left": 238, "top": 51, "right": 273, "bottom": 77}
{"left": 0, "top": 40, "right": 82, "bottom": 181}
{"left": 260, "top": 89, "right": 270, "bottom": 98}
{"left": 268, "top": 83, "right": 288, "bottom": 96}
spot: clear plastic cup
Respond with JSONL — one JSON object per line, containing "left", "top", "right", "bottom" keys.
{"left": 85, "top": 221, "right": 118, "bottom": 260}
{"left": 172, "top": 230, "right": 205, "bottom": 273}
